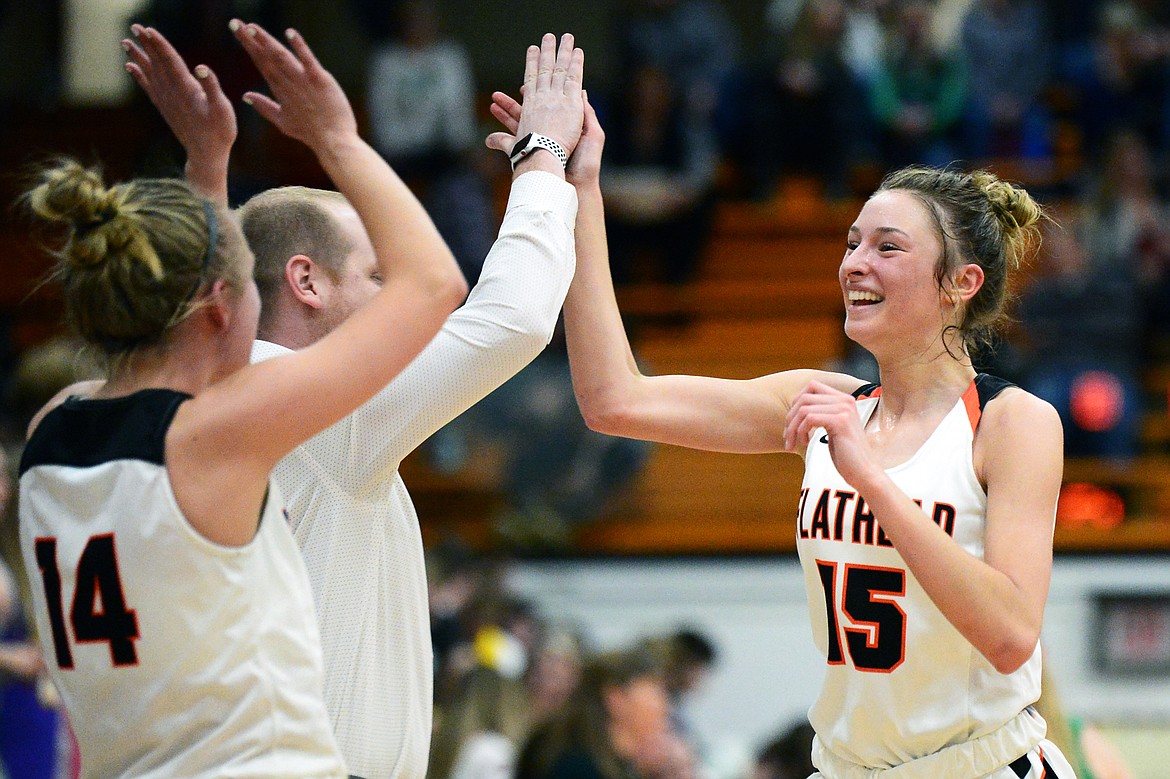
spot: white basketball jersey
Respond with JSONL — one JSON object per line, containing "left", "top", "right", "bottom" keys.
{"left": 19, "top": 389, "right": 345, "bottom": 779}
{"left": 795, "top": 375, "right": 1043, "bottom": 769}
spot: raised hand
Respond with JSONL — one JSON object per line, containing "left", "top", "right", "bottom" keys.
{"left": 484, "top": 34, "right": 584, "bottom": 168}
{"left": 229, "top": 20, "right": 357, "bottom": 153}
{"left": 488, "top": 87, "right": 603, "bottom": 186}
{"left": 122, "top": 24, "right": 235, "bottom": 203}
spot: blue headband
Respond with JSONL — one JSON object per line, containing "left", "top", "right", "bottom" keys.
{"left": 202, "top": 200, "right": 219, "bottom": 270}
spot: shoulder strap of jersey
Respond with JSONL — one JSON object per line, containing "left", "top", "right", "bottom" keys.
{"left": 851, "top": 382, "right": 882, "bottom": 400}
{"left": 20, "top": 389, "right": 190, "bottom": 475}
{"left": 963, "top": 373, "right": 1018, "bottom": 434}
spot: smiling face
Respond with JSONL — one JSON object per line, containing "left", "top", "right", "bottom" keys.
{"left": 840, "top": 189, "right": 969, "bottom": 358}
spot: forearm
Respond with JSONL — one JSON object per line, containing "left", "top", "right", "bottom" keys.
{"left": 184, "top": 154, "right": 230, "bottom": 206}
{"left": 314, "top": 133, "right": 466, "bottom": 299}
{"left": 855, "top": 469, "right": 1042, "bottom": 672}
{"left": 346, "top": 325, "right": 549, "bottom": 484}
{"left": 342, "top": 173, "right": 578, "bottom": 480}
{"left": 459, "top": 171, "right": 577, "bottom": 342}
{"left": 563, "top": 182, "right": 643, "bottom": 429}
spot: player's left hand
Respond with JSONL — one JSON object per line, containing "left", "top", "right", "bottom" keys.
{"left": 785, "top": 380, "right": 876, "bottom": 484}
{"left": 231, "top": 20, "right": 358, "bottom": 154}
{"left": 123, "top": 25, "right": 237, "bottom": 171}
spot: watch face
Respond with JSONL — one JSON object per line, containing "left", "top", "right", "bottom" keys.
{"left": 510, "top": 133, "right": 533, "bottom": 159}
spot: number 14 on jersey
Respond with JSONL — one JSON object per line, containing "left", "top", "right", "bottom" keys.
{"left": 35, "top": 534, "right": 140, "bottom": 669}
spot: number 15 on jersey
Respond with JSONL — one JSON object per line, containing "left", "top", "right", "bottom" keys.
{"left": 816, "top": 560, "right": 907, "bottom": 673}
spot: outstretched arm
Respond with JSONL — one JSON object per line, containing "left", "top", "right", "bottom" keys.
{"left": 490, "top": 91, "right": 862, "bottom": 453}
{"left": 167, "top": 21, "right": 466, "bottom": 546}
{"left": 312, "top": 37, "right": 586, "bottom": 489}
{"left": 122, "top": 25, "right": 235, "bottom": 205}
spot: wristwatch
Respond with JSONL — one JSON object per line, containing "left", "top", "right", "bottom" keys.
{"left": 508, "top": 133, "right": 568, "bottom": 170}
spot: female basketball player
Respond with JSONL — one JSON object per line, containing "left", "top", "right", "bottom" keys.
{"left": 488, "top": 92, "right": 1076, "bottom": 777}
{"left": 16, "top": 21, "right": 473, "bottom": 778}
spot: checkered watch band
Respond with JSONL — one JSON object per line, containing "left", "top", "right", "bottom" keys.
{"left": 508, "top": 133, "right": 568, "bottom": 170}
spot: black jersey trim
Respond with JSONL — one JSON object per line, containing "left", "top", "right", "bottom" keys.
{"left": 20, "top": 389, "right": 191, "bottom": 476}
{"left": 974, "top": 373, "right": 1015, "bottom": 408}
{"left": 850, "top": 376, "right": 1014, "bottom": 406}
{"left": 851, "top": 382, "right": 881, "bottom": 400}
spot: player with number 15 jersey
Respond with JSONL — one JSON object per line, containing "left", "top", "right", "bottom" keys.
{"left": 796, "top": 376, "right": 1049, "bottom": 773}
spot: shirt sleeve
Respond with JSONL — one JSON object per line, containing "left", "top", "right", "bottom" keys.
{"left": 338, "top": 170, "right": 578, "bottom": 492}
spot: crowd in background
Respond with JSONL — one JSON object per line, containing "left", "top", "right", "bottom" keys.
{"left": 0, "top": 0, "right": 1168, "bottom": 512}
{"left": 0, "top": 0, "right": 1168, "bottom": 777}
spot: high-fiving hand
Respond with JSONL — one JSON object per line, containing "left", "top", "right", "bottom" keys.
{"left": 487, "top": 87, "right": 604, "bottom": 187}
{"left": 484, "top": 33, "right": 585, "bottom": 170}
{"left": 122, "top": 24, "right": 236, "bottom": 203}
{"left": 229, "top": 19, "right": 357, "bottom": 154}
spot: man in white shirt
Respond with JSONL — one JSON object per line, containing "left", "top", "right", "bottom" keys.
{"left": 125, "top": 24, "right": 585, "bottom": 778}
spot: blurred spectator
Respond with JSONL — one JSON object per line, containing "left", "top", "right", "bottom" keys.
{"left": 1062, "top": 1, "right": 1170, "bottom": 168}
{"left": 428, "top": 666, "right": 531, "bottom": 779}
{"left": 735, "top": 0, "right": 863, "bottom": 199}
{"left": 525, "top": 626, "right": 587, "bottom": 732}
{"left": 365, "top": 0, "right": 494, "bottom": 283}
{"left": 613, "top": 0, "right": 740, "bottom": 123}
{"left": 4, "top": 336, "right": 102, "bottom": 438}
{"left": 838, "top": 0, "right": 898, "bottom": 90}
{"left": 428, "top": 553, "right": 539, "bottom": 703}
{"left": 0, "top": 447, "right": 59, "bottom": 779}
{"left": 366, "top": 0, "right": 475, "bottom": 175}
{"left": 515, "top": 644, "right": 697, "bottom": 779}
{"left": 751, "top": 720, "right": 816, "bottom": 779}
{"left": 0, "top": 563, "right": 57, "bottom": 779}
{"left": 930, "top": 0, "right": 977, "bottom": 52}
{"left": 647, "top": 628, "right": 718, "bottom": 743}
{"left": 958, "top": 0, "right": 1054, "bottom": 161}
{"left": 600, "top": 64, "right": 719, "bottom": 286}
{"left": 868, "top": 0, "right": 968, "bottom": 169}
{"left": 1041, "top": 0, "right": 1100, "bottom": 76}
{"left": 427, "top": 328, "right": 652, "bottom": 550}
{"left": 643, "top": 627, "right": 719, "bottom": 776}
{"left": 1079, "top": 129, "right": 1170, "bottom": 356}
{"left": 1014, "top": 213, "right": 1144, "bottom": 457}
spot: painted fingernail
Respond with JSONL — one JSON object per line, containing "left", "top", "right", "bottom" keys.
{"left": 285, "top": 29, "right": 298, "bottom": 41}
{"left": 242, "top": 95, "right": 254, "bottom": 105}
{"left": 228, "top": 19, "right": 242, "bottom": 32}
{"left": 246, "top": 25, "right": 258, "bottom": 37}
{"left": 194, "top": 65, "right": 209, "bottom": 79}
{"left": 120, "top": 40, "right": 131, "bottom": 52}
